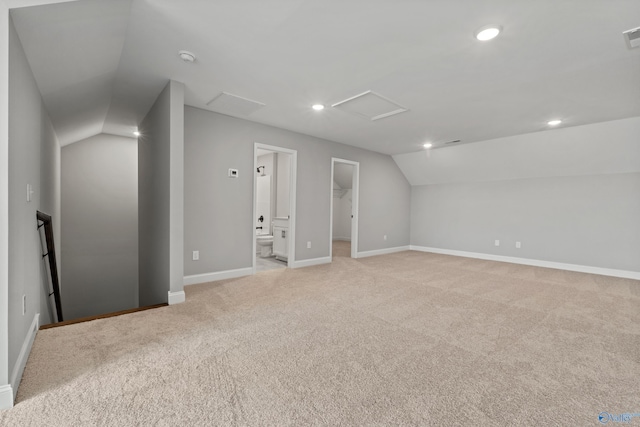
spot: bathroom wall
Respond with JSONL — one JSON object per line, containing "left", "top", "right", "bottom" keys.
{"left": 256, "top": 152, "right": 275, "bottom": 233}
{"left": 276, "top": 152, "right": 290, "bottom": 218}
{"left": 183, "top": 107, "right": 411, "bottom": 276}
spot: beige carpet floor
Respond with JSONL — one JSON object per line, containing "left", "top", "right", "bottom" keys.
{"left": 2, "top": 242, "right": 639, "bottom": 426}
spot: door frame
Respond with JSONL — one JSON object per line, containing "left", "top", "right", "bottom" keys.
{"left": 329, "top": 158, "right": 359, "bottom": 259}
{"left": 253, "top": 143, "right": 297, "bottom": 271}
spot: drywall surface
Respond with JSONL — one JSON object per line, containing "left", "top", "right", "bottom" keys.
{"left": 405, "top": 118, "right": 640, "bottom": 272}
{"left": 138, "top": 80, "right": 184, "bottom": 305}
{"left": 394, "top": 117, "right": 640, "bottom": 186}
{"left": 0, "top": 2, "right": 10, "bottom": 401}
{"left": 61, "top": 134, "right": 138, "bottom": 320}
{"left": 184, "top": 107, "right": 410, "bottom": 275}
{"left": 7, "top": 14, "right": 60, "bottom": 396}
{"left": 276, "top": 152, "right": 290, "bottom": 218}
{"left": 410, "top": 173, "right": 640, "bottom": 271}
{"left": 333, "top": 189, "right": 352, "bottom": 241}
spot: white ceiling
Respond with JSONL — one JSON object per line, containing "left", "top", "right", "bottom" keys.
{"left": 10, "top": 0, "right": 640, "bottom": 153}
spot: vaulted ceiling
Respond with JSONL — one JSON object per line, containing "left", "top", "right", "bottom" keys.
{"left": 10, "top": 0, "right": 640, "bottom": 154}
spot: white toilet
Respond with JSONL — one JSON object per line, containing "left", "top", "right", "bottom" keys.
{"left": 256, "top": 232, "right": 274, "bottom": 257}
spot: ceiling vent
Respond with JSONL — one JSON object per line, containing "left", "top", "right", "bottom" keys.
{"left": 332, "top": 90, "right": 408, "bottom": 121}
{"left": 206, "top": 92, "right": 265, "bottom": 116}
{"left": 623, "top": 26, "right": 640, "bottom": 49}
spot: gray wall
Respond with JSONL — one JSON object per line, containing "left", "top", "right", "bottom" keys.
{"left": 184, "top": 107, "right": 411, "bottom": 276}
{"left": 0, "top": 3, "right": 8, "bottom": 401}
{"left": 332, "top": 189, "right": 352, "bottom": 241}
{"left": 138, "top": 80, "right": 184, "bottom": 305}
{"left": 403, "top": 118, "right": 640, "bottom": 272}
{"left": 411, "top": 173, "right": 640, "bottom": 271}
{"left": 61, "top": 134, "right": 138, "bottom": 320}
{"left": 7, "top": 15, "right": 60, "bottom": 392}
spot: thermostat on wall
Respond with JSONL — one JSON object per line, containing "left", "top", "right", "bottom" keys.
{"left": 228, "top": 168, "right": 238, "bottom": 178}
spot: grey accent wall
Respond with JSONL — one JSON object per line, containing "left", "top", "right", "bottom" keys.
{"left": 7, "top": 16, "right": 60, "bottom": 393}
{"left": 184, "top": 107, "right": 411, "bottom": 276}
{"left": 61, "top": 134, "right": 138, "bottom": 320}
{"left": 410, "top": 173, "right": 640, "bottom": 271}
{"left": 404, "top": 118, "right": 640, "bottom": 273}
{"left": 138, "top": 80, "right": 184, "bottom": 305}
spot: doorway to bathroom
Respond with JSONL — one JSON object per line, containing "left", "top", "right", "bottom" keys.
{"left": 329, "top": 158, "right": 359, "bottom": 259}
{"left": 252, "top": 143, "right": 297, "bottom": 272}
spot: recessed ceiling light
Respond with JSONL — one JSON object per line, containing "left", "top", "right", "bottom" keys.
{"left": 547, "top": 119, "right": 562, "bottom": 126}
{"left": 133, "top": 131, "right": 141, "bottom": 136}
{"left": 178, "top": 50, "right": 196, "bottom": 63}
{"left": 475, "top": 26, "right": 502, "bottom": 41}
{"left": 423, "top": 143, "right": 433, "bottom": 149}
{"left": 312, "top": 104, "right": 325, "bottom": 111}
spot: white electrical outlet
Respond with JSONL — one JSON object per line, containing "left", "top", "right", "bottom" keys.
{"left": 228, "top": 168, "right": 238, "bottom": 178}
{"left": 516, "top": 242, "right": 521, "bottom": 249}
{"left": 383, "top": 235, "right": 387, "bottom": 241}
{"left": 307, "top": 241, "right": 311, "bottom": 249}
{"left": 192, "top": 250, "right": 199, "bottom": 261}
{"left": 494, "top": 240, "right": 500, "bottom": 247}
{"left": 22, "top": 295, "right": 26, "bottom": 315}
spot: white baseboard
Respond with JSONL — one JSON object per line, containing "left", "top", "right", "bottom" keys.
{"left": 357, "top": 245, "right": 411, "bottom": 259}
{"left": 410, "top": 246, "right": 640, "bottom": 280}
{"left": 0, "top": 384, "right": 13, "bottom": 410}
{"left": 10, "top": 313, "right": 39, "bottom": 400}
{"left": 183, "top": 267, "right": 254, "bottom": 286}
{"left": 332, "top": 237, "right": 351, "bottom": 242}
{"left": 292, "top": 256, "right": 331, "bottom": 269}
{"left": 167, "top": 290, "right": 185, "bottom": 305}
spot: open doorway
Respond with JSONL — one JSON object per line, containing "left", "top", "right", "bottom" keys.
{"left": 252, "top": 143, "right": 297, "bottom": 272}
{"left": 329, "top": 158, "right": 359, "bottom": 259}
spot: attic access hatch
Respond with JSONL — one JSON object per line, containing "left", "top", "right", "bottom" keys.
{"left": 332, "top": 90, "right": 408, "bottom": 121}
{"left": 206, "top": 92, "right": 266, "bottom": 116}
{"left": 623, "top": 26, "right": 640, "bottom": 49}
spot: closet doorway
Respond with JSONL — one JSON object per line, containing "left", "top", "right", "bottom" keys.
{"left": 329, "top": 158, "right": 359, "bottom": 259}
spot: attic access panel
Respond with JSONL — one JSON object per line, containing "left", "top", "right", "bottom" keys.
{"left": 332, "top": 90, "right": 408, "bottom": 121}
{"left": 206, "top": 92, "right": 266, "bottom": 116}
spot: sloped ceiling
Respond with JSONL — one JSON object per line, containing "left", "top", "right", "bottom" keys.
{"left": 333, "top": 163, "right": 354, "bottom": 190}
{"left": 9, "top": 0, "right": 640, "bottom": 152}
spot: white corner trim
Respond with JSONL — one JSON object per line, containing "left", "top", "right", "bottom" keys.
{"left": 0, "top": 384, "right": 13, "bottom": 410}
{"left": 356, "top": 246, "right": 411, "bottom": 259}
{"left": 10, "top": 313, "right": 39, "bottom": 399}
{"left": 291, "top": 256, "right": 331, "bottom": 269}
{"left": 168, "top": 290, "right": 186, "bottom": 305}
{"left": 410, "top": 246, "right": 640, "bottom": 280}
{"left": 183, "top": 267, "right": 254, "bottom": 286}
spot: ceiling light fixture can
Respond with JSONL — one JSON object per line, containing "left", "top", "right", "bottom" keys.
{"left": 423, "top": 143, "right": 433, "bottom": 149}
{"left": 133, "top": 131, "right": 141, "bottom": 136}
{"left": 178, "top": 50, "right": 196, "bottom": 63}
{"left": 312, "top": 104, "right": 325, "bottom": 111}
{"left": 547, "top": 119, "right": 562, "bottom": 126}
{"left": 475, "top": 26, "right": 502, "bottom": 41}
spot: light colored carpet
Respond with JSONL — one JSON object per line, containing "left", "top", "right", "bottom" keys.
{"left": 2, "top": 242, "right": 639, "bottom": 426}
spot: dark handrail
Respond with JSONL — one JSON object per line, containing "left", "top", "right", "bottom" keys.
{"left": 36, "top": 211, "right": 63, "bottom": 322}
